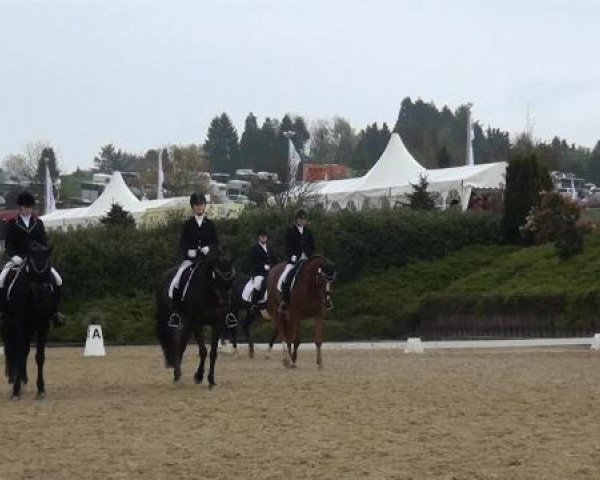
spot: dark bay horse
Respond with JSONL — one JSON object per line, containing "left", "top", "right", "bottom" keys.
{"left": 266, "top": 255, "right": 336, "bottom": 368}
{"left": 156, "top": 254, "right": 235, "bottom": 388}
{"left": 1, "top": 243, "right": 56, "bottom": 399}
{"left": 223, "top": 275, "right": 269, "bottom": 358}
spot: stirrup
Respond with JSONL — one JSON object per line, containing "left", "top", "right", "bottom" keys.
{"left": 168, "top": 312, "right": 183, "bottom": 329}
{"left": 225, "top": 312, "right": 238, "bottom": 328}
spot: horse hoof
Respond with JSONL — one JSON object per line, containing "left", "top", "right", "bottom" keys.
{"left": 208, "top": 382, "right": 216, "bottom": 389}
{"left": 248, "top": 350, "right": 254, "bottom": 359}
{"left": 289, "top": 363, "right": 297, "bottom": 369}
{"left": 10, "top": 394, "right": 20, "bottom": 401}
{"left": 194, "top": 374, "right": 203, "bottom": 385}
{"left": 36, "top": 392, "right": 46, "bottom": 400}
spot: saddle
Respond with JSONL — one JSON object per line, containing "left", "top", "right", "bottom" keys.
{"left": 281, "top": 259, "right": 308, "bottom": 303}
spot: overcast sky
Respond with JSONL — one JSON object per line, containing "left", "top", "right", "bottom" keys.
{"left": 1, "top": 0, "right": 599, "bottom": 173}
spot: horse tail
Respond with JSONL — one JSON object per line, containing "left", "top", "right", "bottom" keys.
{"left": 155, "top": 273, "right": 178, "bottom": 368}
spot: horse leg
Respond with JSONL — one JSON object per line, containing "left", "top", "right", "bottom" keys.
{"left": 194, "top": 326, "right": 207, "bottom": 384}
{"left": 173, "top": 323, "right": 192, "bottom": 383}
{"left": 315, "top": 315, "right": 324, "bottom": 368}
{"left": 11, "top": 330, "right": 26, "bottom": 399}
{"left": 243, "top": 310, "right": 254, "bottom": 358}
{"left": 35, "top": 328, "right": 48, "bottom": 399}
{"left": 290, "top": 311, "right": 300, "bottom": 366}
{"left": 277, "top": 310, "right": 291, "bottom": 368}
{"left": 207, "top": 325, "right": 219, "bottom": 388}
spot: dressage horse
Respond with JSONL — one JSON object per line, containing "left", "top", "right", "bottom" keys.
{"left": 266, "top": 255, "right": 336, "bottom": 368}
{"left": 1, "top": 243, "right": 56, "bottom": 399}
{"left": 156, "top": 253, "right": 235, "bottom": 388}
{"left": 223, "top": 275, "right": 266, "bottom": 358}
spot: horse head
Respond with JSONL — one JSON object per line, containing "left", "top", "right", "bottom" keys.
{"left": 26, "top": 242, "right": 52, "bottom": 282}
{"left": 308, "top": 256, "right": 336, "bottom": 311}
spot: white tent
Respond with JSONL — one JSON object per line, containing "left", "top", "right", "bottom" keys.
{"left": 309, "top": 133, "right": 506, "bottom": 210}
{"left": 42, "top": 172, "right": 186, "bottom": 230}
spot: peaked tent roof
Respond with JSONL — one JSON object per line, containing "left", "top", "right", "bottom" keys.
{"left": 359, "top": 133, "right": 426, "bottom": 190}
{"left": 85, "top": 171, "right": 142, "bottom": 216}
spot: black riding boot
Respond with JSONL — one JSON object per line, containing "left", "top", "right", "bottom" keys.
{"left": 51, "top": 285, "right": 65, "bottom": 328}
{"left": 168, "top": 291, "right": 184, "bottom": 329}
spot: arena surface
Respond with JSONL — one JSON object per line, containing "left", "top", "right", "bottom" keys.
{"left": 1, "top": 345, "right": 599, "bottom": 479}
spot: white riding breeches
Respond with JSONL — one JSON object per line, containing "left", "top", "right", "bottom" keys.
{"left": 242, "top": 275, "right": 265, "bottom": 302}
{"left": 169, "top": 260, "right": 193, "bottom": 299}
{"left": 0, "top": 261, "right": 15, "bottom": 288}
{"left": 0, "top": 263, "right": 62, "bottom": 288}
{"left": 253, "top": 275, "right": 265, "bottom": 291}
{"left": 277, "top": 263, "right": 295, "bottom": 292}
{"left": 51, "top": 268, "right": 62, "bottom": 286}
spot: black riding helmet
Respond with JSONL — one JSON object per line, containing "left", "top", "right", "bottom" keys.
{"left": 257, "top": 228, "right": 269, "bottom": 237}
{"left": 190, "top": 192, "right": 207, "bottom": 207}
{"left": 17, "top": 191, "right": 36, "bottom": 207}
{"left": 295, "top": 209, "right": 307, "bottom": 220}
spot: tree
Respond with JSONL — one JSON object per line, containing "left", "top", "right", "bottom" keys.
{"left": 437, "top": 146, "right": 451, "bottom": 168}
{"left": 94, "top": 144, "right": 124, "bottom": 173}
{"left": 350, "top": 122, "right": 390, "bottom": 172}
{"left": 35, "top": 147, "right": 60, "bottom": 184}
{"left": 2, "top": 153, "right": 29, "bottom": 180}
{"left": 239, "top": 113, "right": 262, "bottom": 170}
{"left": 501, "top": 154, "right": 552, "bottom": 243}
{"left": 100, "top": 203, "right": 135, "bottom": 228}
{"left": 204, "top": 113, "right": 239, "bottom": 174}
{"left": 587, "top": 141, "right": 600, "bottom": 184}
{"left": 407, "top": 173, "right": 436, "bottom": 210}
{"left": 257, "top": 117, "right": 278, "bottom": 174}
{"left": 164, "top": 144, "right": 208, "bottom": 195}
{"left": 309, "top": 120, "right": 335, "bottom": 164}
{"left": 332, "top": 117, "right": 357, "bottom": 165}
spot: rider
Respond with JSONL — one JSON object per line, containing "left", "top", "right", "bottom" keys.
{"left": 168, "top": 192, "right": 217, "bottom": 325}
{"left": 0, "top": 191, "right": 64, "bottom": 327}
{"left": 248, "top": 228, "right": 277, "bottom": 307}
{"left": 277, "top": 209, "right": 315, "bottom": 308}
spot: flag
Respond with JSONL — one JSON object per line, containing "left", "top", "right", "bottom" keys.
{"left": 157, "top": 152, "right": 164, "bottom": 199}
{"left": 45, "top": 164, "right": 56, "bottom": 214}
{"left": 288, "top": 138, "right": 301, "bottom": 187}
{"left": 466, "top": 109, "right": 475, "bottom": 166}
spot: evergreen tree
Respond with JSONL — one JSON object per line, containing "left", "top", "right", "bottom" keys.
{"left": 94, "top": 144, "right": 124, "bottom": 173}
{"left": 204, "top": 113, "right": 239, "bottom": 174}
{"left": 258, "top": 117, "right": 278, "bottom": 174}
{"left": 501, "top": 154, "right": 552, "bottom": 243}
{"left": 100, "top": 203, "right": 136, "bottom": 228}
{"left": 35, "top": 147, "right": 60, "bottom": 184}
{"left": 437, "top": 146, "right": 451, "bottom": 169}
{"left": 239, "top": 113, "right": 261, "bottom": 169}
{"left": 407, "top": 173, "right": 436, "bottom": 210}
{"left": 586, "top": 141, "right": 600, "bottom": 184}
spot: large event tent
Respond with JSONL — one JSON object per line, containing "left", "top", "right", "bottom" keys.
{"left": 308, "top": 133, "right": 506, "bottom": 210}
{"left": 41, "top": 172, "right": 189, "bottom": 230}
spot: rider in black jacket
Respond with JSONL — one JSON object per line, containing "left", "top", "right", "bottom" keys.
{"left": 247, "top": 228, "right": 277, "bottom": 306}
{"left": 0, "top": 191, "right": 64, "bottom": 326}
{"left": 168, "top": 192, "right": 217, "bottom": 326}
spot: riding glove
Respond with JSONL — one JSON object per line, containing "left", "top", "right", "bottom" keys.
{"left": 291, "top": 255, "right": 297, "bottom": 263}
{"left": 11, "top": 255, "right": 23, "bottom": 265}
{"left": 200, "top": 246, "right": 210, "bottom": 255}
{"left": 187, "top": 249, "right": 197, "bottom": 259}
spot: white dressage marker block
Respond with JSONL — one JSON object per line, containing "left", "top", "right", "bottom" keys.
{"left": 84, "top": 324, "right": 106, "bottom": 356}
{"left": 404, "top": 337, "right": 424, "bottom": 354}
{"left": 590, "top": 333, "right": 600, "bottom": 351}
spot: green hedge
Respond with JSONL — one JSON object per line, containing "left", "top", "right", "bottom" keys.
{"left": 44, "top": 207, "right": 501, "bottom": 342}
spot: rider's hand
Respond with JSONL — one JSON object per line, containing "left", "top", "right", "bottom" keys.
{"left": 291, "top": 255, "right": 297, "bottom": 263}
{"left": 264, "top": 264, "right": 270, "bottom": 271}
{"left": 11, "top": 255, "right": 23, "bottom": 265}
{"left": 200, "top": 246, "right": 210, "bottom": 255}
{"left": 187, "top": 249, "right": 197, "bottom": 259}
